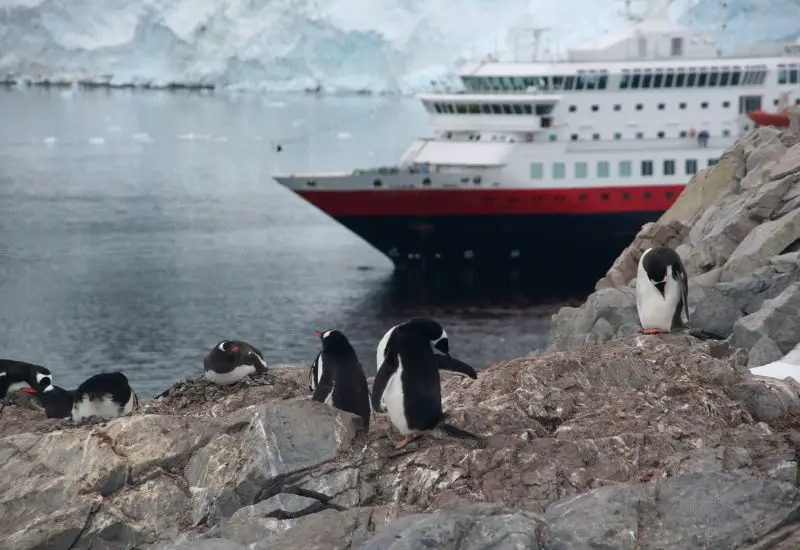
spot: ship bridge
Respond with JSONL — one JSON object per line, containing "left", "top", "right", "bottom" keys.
{"left": 416, "top": 92, "right": 560, "bottom": 132}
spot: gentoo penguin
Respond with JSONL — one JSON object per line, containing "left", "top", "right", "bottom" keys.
{"left": 374, "top": 318, "right": 477, "bottom": 412}
{"left": 0, "top": 359, "right": 55, "bottom": 398}
{"left": 203, "top": 340, "right": 268, "bottom": 385}
{"left": 371, "top": 318, "right": 484, "bottom": 449}
{"left": 69, "top": 372, "right": 138, "bottom": 422}
{"left": 309, "top": 329, "right": 371, "bottom": 432}
{"left": 636, "top": 246, "right": 690, "bottom": 334}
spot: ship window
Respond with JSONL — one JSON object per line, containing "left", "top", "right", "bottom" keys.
{"left": 631, "top": 73, "right": 641, "bottom": 88}
{"left": 373, "top": 179, "right": 382, "bottom": 187}
{"left": 657, "top": 131, "right": 665, "bottom": 139}
{"left": 530, "top": 162, "right": 544, "bottom": 179}
{"left": 473, "top": 176, "right": 482, "bottom": 185}
{"left": 455, "top": 103, "right": 467, "bottom": 114}
{"left": 585, "top": 74, "right": 597, "bottom": 90}
{"left": 623, "top": 192, "right": 631, "bottom": 200}
{"left": 552, "top": 76, "right": 564, "bottom": 89}
{"left": 654, "top": 73, "right": 664, "bottom": 88}
{"left": 723, "top": 129, "right": 731, "bottom": 137}
{"left": 569, "top": 105, "right": 577, "bottom": 112}
{"left": 635, "top": 103, "right": 643, "bottom": 111}
{"left": 591, "top": 104, "right": 599, "bottom": 112}
{"left": 731, "top": 71, "right": 741, "bottom": 85}
{"left": 701, "top": 102, "right": 708, "bottom": 109}
{"left": 614, "top": 132, "right": 622, "bottom": 140}
{"left": 306, "top": 179, "right": 317, "bottom": 187}
{"left": 641, "top": 160, "right": 654, "bottom": 176}
{"left": 675, "top": 73, "right": 686, "bottom": 87}
{"left": 576, "top": 76, "right": 586, "bottom": 90}
{"left": 671, "top": 37, "right": 683, "bottom": 56}
{"left": 666, "top": 191, "right": 675, "bottom": 199}
{"left": 679, "top": 102, "right": 686, "bottom": 109}
{"left": 663, "top": 159, "right": 676, "bottom": 175}
{"left": 571, "top": 134, "right": 579, "bottom": 141}
{"left": 642, "top": 73, "right": 652, "bottom": 88}
{"left": 614, "top": 104, "right": 621, "bottom": 111}
{"left": 722, "top": 101, "right": 730, "bottom": 108}
{"left": 468, "top": 104, "right": 480, "bottom": 114}
{"left": 620, "top": 73, "right": 630, "bottom": 89}
{"left": 592, "top": 133, "right": 600, "bottom": 140}
{"left": 778, "top": 66, "right": 788, "bottom": 84}
{"left": 522, "top": 104, "right": 533, "bottom": 114}
{"left": 685, "top": 159, "right": 698, "bottom": 175}
{"left": 679, "top": 131, "right": 687, "bottom": 138}
{"left": 658, "top": 103, "right": 665, "bottom": 110}
{"left": 446, "top": 104, "right": 455, "bottom": 113}
{"left": 720, "top": 71, "right": 730, "bottom": 85}
{"left": 503, "top": 104, "right": 513, "bottom": 114}
{"left": 708, "top": 158, "right": 717, "bottom": 166}
{"left": 422, "top": 177, "right": 431, "bottom": 186}
{"left": 619, "top": 160, "right": 632, "bottom": 177}
{"left": 644, "top": 191, "right": 652, "bottom": 199}
{"left": 686, "top": 72, "right": 696, "bottom": 86}
{"left": 549, "top": 134, "right": 557, "bottom": 142}
{"left": 636, "top": 132, "right": 644, "bottom": 139}
{"left": 512, "top": 104, "right": 524, "bottom": 114}
{"left": 697, "top": 72, "right": 708, "bottom": 86}
{"left": 460, "top": 177, "right": 469, "bottom": 183}
{"left": 564, "top": 76, "right": 575, "bottom": 90}
{"left": 481, "top": 104, "right": 492, "bottom": 114}
{"left": 597, "top": 161, "right": 610, "bottom": 178}
{"left": 553, "top": 162, "right": 566, "bottom": 179}
{"left": 791, "top": 67, "right": 799, "bottom": 84}
{"left": 665, "top": 73, "right": 674, "bottom": 87}
{"left": 536, "top": 104, "right": 554, "bottom": 115}
{"left": 579, "top": 193, "right": 587, "bottom": 201}
{"left": 491, "top": 104, "right": 502, "bottom": 114}
{"left": 599, "top": 75, "right": 608, "bottom": 89}
{"left": 575, "top": 162, "right": 588, "bottom": 178}
{"left": 709, "top": 72, "right": 718, "bottom": 86}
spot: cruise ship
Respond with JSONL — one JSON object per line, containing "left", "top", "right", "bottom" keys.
{"left": 272, "top": 0, "right": 800, "bottom": 276}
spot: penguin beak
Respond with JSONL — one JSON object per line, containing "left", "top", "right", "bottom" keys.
{"left": 20, "top": 388, "right": 36, "bottom": 394}
{"left": 315, "top": 331, "right": 323, "bottom": 339}
{"left": 230, "top": 345, "right": 239, "bottom": 353}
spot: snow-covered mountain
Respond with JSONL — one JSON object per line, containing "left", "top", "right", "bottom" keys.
{"left": 0, "top": 0, "right": 798, "bottom": 94}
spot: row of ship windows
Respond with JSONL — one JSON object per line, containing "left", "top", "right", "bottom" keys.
{"left": 425, "top": 102, "right": 554, "bottom": 115}
{"left": 571, "top": 100, "right": 729, "bottom": 113}
{"left": 566, "top": 129, "right": 730, "bottom": 141}
{"left": 529, "top": 158, "right": 718, "bottom": 180}
{"left": 777, "top": 67, "right": 800, "bottom": 84}
{"left": 461, "top": 67, "right": 769, "bottom": 92}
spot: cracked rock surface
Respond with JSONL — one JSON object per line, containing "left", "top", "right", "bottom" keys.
{"left": 2, "top": 335, "right": 800, "bottom": 549}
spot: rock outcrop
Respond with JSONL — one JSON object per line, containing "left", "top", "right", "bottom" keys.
{"left": 549, "top": 124, "right": 800, "bottom": 370}
{"left": 3, "top": 334, "right": 800, "bottom": 549}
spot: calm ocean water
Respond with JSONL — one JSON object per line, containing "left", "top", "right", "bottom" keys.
{"left": 0, "top": 87, "right": 569, "bottom": 399}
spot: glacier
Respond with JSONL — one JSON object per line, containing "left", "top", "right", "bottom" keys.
{"left": 1, "top": 0, "right": 799, "bottom": 94}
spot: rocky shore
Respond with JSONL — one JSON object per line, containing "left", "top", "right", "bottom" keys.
{"left": 5, "top": 119, "right": 800, "bottom": 549}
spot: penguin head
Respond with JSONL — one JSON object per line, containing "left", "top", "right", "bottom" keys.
{"left": 29, "top": 366, "right": 54, "bottom": 394}
{"left": 405, "top": 318, "right": 450, "bottom": 356}
{"left": 316, "top": 329, "right": 356, "bottom": 356}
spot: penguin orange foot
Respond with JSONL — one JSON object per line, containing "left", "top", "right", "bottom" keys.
{"left": 394, "top": 435, "right": 421, "bottom": 449}
{"left": 641, "top": 328, "right": 668, "bottom": 334}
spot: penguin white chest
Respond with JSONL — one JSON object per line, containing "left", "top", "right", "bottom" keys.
{"left": 72, "top": 395, "right": 126, "bottom": 422}
{"left": 205, "top": 364, "right": 256, "bottom": 386}
{"left": 636, "top": 265, "right": 681, "bottom": 331}
{"left": 383, "top": 361, "right": 410, "bottom": 435}
{"left": 376, "top": 326, "right": 397, "bottom": 410}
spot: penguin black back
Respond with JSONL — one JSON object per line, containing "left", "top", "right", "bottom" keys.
{"left": 0, "top": 359, "right": 55, "bottom": 398}
{"left": 72, "top": 371, "right": 138, "bottom": 421}
{"left": 312, "top": 329, "right": 371, "bottom": 432}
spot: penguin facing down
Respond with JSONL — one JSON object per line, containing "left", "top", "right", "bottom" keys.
{"left": 0, "top": 359, "right": 55, "bottom": 398}
{"left": 636, "top": 246, "right": 690, "bottom": 334}
{"left": 22, "top": 384, "right": 75, "bottom": 418}
{"left": 310, "top": 329, "right": 371, "bottom": 432}
{"left": 374, "top": 318, "right": 477, "bottom": 413}
{"left": 371, "top": 318, "right": 484, "bottom": 450}
{"left": 204, "top": 340, "right": 268, "bottom": 385}
{"left": 69, "top": 372, "right": 139, "bottom": 422}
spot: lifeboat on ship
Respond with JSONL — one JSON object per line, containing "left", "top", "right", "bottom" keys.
{"left": 747, "top": 108, "right": 790, "bottom": 128}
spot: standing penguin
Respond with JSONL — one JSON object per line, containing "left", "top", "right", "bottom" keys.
{"left": 374, "top": 318, "right": 477, "bottom": 412}
{"left": 636, "top": 246, "right": 690, "bottom": 334}
{"left": 0, "top": 359, "right": 55, "bottom": 398}
{"left": 204, "top": 340, "right": 268, "bottom": 385}
{"left": 371, "top": 318, "right": 484, "bottom": 449}
{"left": 310, "top": 329, "right": 371, "bottom": 432}
{"left": 69, "top": 371, "right": 139, "bottom": 422}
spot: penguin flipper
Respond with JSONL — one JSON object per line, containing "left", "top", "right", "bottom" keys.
{"left": 435, "top": 355, "right": 478, "bottom": 379}
{"left": 311, "top": 383, "right": 333, "bottom": 403}
{"left": 371, "top": 358, "right": 397, "bottom": 413}
{"left": 431, "top": 420, "right": 487, "bottom": 449}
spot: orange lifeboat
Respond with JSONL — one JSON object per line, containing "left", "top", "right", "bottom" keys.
{"left": 747, "top": 108, "right": 790, "bottom": 127}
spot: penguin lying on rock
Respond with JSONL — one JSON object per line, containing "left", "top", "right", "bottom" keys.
{"left": 22, "top": 371, "right": 138, "bottom": 422}
{"left": 372, "top": 317, "right": 484, "bottom": 450}
{"left": 204, "top": 340, "right": 268, "bottom": 385}
{"left": 309, "top": 329, "right": 371, "bottom": 432}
